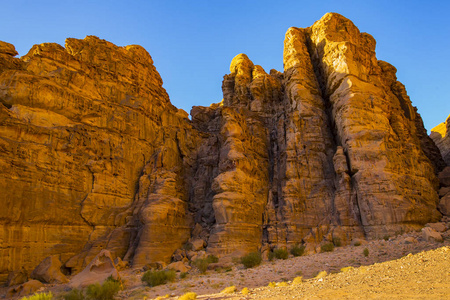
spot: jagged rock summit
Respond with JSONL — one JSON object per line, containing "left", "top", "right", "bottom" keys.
{"left": 0, "top": 13, "right": 446, "bottom": 282}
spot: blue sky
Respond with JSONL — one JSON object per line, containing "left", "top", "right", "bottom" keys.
{"left": 1, "top": 0, "right": 449, "bottom": 131}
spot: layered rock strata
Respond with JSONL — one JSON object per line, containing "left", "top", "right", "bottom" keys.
{"left": 431, "top": 114, "right": 450, "bottom": 165}
{"left": 0, "top": 13, "right": 445, "bottom": 281}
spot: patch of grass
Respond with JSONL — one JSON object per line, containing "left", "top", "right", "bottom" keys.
{"left": 290, "top": 244, "right": 305, "bottom": 257}
{"left": 333, "top": 237, "right": 342, "bottom": 247}
{"left": 178, "top": 292, "right": 197, "bottom": 300}
{"left": 320, "top": 243, "right": 334, "bottom": 252}
{"left": 240, "top": 252, "right": 262, "bottom": 269}
{"left": 273, "top": 248, "right": 289, "bottom": 260}
{"left": 180, "top": 272, "right": 189, "bottom": 279}
{"left": 220, "top": 286, "right": 236, "bottom": 294}
{"left": 363, "top": 248, "right": 369, "bottom": 257}
{"left": 20, "top": 292, "right": 53, "bottom": 300}
{"left": 241, "top": 287, "right": 249, "bottom": 295}
{"left": 142, "top": 269, "right": 176, "bottom": 287}
{"left": 292, "top": 276, "right": 303, "bottom": 285}
{"left": 63, "top": 288, "right": 84, "bottom": 300}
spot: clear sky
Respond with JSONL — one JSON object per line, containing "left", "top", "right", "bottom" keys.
{"left": 1, "top": 0, "right": 449, "bottom": 131}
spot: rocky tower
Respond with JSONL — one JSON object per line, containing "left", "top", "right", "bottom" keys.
{"left": 0, "top": 13, "right": 446, "bottom": 281}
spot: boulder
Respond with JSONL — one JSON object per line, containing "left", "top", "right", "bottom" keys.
{"left": 166, "top": 261, "right": 190, "bottom": 273}
{"left": 422, "top": 227, "right": 443, "bottom": 242}
{"left": 7, "top": 279, "right": 43, "bottom": 298}
{"left": 439, "top": 193, "right": 450, "bottom": 216}
{"left": 30, "top": 255, "right": 68, "bottom": 284}
{"left": 7, "top": 268, "right": 28, "bottom": 287}
{"left": 425, "top": 222, "right": 447, "bottom": 233}
{"left": 69, "top": 249, "right": 119, "bottom": 288}
{"left": 189, "top": 239, "right": 205, "bottom": 251}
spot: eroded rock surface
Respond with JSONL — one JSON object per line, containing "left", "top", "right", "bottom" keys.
{"left": 431, "top": 114, "right": 450, "bottom": 165}
{"left": 0, "top": 13, "right": 445, "bottom": 282}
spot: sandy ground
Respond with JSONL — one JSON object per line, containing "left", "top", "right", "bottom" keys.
{"left": 2, "top": 228, "right": 449, "bottom": 299}
{"left": 116, "top": 229, "right": 450, "bottom": 300}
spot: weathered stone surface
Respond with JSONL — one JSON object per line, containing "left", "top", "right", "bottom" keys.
{"left": 0, "top": 36, "right": 198, "bottom": 281}
{"left": 0, "top": 13, "right": 445, "bottom": 282}
{"left": 431, "top": 114, "right": 450, "bottom": 165}
{"left": 30, "top": 255, "right": 68, "bottom": 284}
{"left": 69, "top": 249, "right": 118, "bottom": 288}
{"left": 425, "top": 222, "right": 447, "bottom": 232}
{"left": 7, "top": 279, "right": 43, "bottom": 298}
{"left": 166, "top": 261, "right": 190, "bottom": 273}
{"left": 422, "top": 227, "right": 443, "bottom": 242}
{"left": 6, "top": 268, "right": 28, "bottom": 287}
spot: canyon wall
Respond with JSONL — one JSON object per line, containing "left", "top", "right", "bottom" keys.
{"left": 0, "top": 13, "right": 445, "bottom": 281}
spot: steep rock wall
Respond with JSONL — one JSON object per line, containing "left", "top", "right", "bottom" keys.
{"left": 0, "top": 13, "right": 445, "bottom": 281}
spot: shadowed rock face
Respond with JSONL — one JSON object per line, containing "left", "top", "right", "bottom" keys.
{"left": 0, "top": 13, "right": 445, "bottom": 281}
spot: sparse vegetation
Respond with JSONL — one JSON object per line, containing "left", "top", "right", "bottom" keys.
{"left": 20, "top": 292, "right": 53, "bottom": 300}
{"left": 333, "top": 237, "right": 342, "bottom": 247}
{"left": 142, "top": 269, "right": 176, "bottom": 287}
{"left": 206, "top": 255, "right": 219, "bottom": 263}
{"left": 354, "top": 241, "right": 361, "bottom": 246}
{"left": 292, "top": 276, "right": 303, "bottom": 285}
{"left": 240, "top": 252, "right": 262, "bottom": 268}
{"left": 273, "top": 248, "right": 289, "bottom": 260}
{"left": 178, "top": 292, "right": 197, "bottom": 300}
{"left": 86, "top": 277, "right": 122, "bottom": 300}
{"left": 221, "top": 286, "right": 236, "bottom": 294}
{"left": 363, "top": 248, "right": 369, "bottom": 257}
{"left": 290, "top": 244, "right": 305, "bottom": 257}
{"left": 321, "top": 242, "right": 334, "bottom": 252}
{"left": 241, "top": 287, "right": 249, "bottom": 295}
{"left": 180, "top": 271, "right": 189, "bottom": 279}
{"left": 194, "top": 258, "right": 209, "bottom": 273}
{"left": 63, "top": 288, "right": 84, "bottom": 300}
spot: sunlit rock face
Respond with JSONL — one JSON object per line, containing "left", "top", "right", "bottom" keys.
{"left": 0, "top": 13, "right": 445, "bottom": 281}
{"left": 431, "top": 115, "right": 450, "bottom": 165}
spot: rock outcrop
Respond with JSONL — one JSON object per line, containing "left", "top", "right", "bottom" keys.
{"left": 0, "top": 13, "right": 445, "bottom": 282}
{"left": 431, "top": 114, "right": 450, "bottom": 165}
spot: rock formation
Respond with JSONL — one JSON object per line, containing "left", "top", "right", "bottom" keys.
{"left": 0, "top": 13, "right": 446, "bottom": 282}
{"left": 431, "top": 114, "right": 450, "bottom": 165}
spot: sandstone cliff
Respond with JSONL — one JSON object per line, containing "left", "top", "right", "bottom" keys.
{"left": 431, "top": 114, "right": 450, "bottom": 165}
{"left": 0, "top": 13, "right": 445, "bottom": 282}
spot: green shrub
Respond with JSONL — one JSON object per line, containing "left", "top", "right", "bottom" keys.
{"left": 178, "top": 292, "right": 197, "bottom": 300}
{"left": 268, "top": 251, "right": 275, "bottom": 261}
{"left": 320, "top": 243, "right": 334, "bottom": 252}
{"left": 206, "top": 254, "right": 219, "bottom": 263}
{"left": 142, "top": 269, "right": 176, "bottom": 287}
{"left": 63, "top": 289, "right": 84, "bottom": 300}
{"left": 20, "top": 292, "right": 53, "bottom": 300}
{"left": 290, "top": 244, "right": 305, "bottom": 257}
{"left": 86, "top": 278, "right": 121, "bottom": 300}
{"left": 194, "top": 258, "right": 209, "bottom": 273}
{"left": 333, "top": 237, "right": 342, "bottom": 247}
{"left": 240, "top": 252, "right": 262, "bottom": 268}
{"left": 273, "top": 248, "right": 288, "bottom": 260}
{"left": 363, "top": 248, "right": 369, "bottom": 257}
{"left": 180, "top": 271, "right": 189, "bottom": 279}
